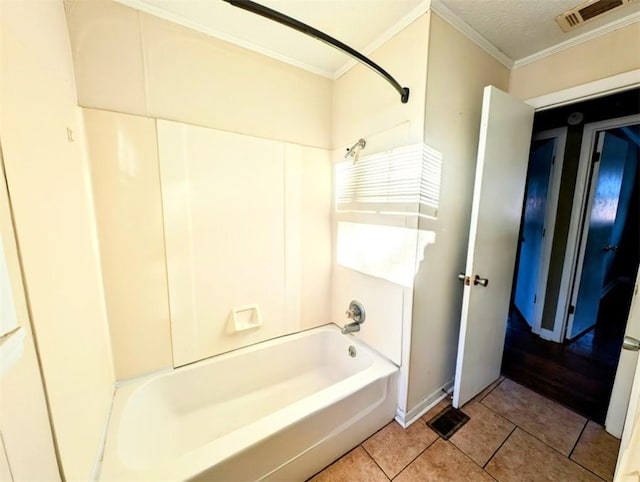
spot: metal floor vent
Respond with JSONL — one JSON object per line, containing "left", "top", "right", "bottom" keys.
{"left": 426, "top": 406, "right": 470, "bottom": 440}
{"left": 555, "top": 0, "right": 637, "bottom": 32}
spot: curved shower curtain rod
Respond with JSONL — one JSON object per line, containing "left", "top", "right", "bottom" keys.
{"left": 221, "top": 0, "right": 410, "bottom": 104}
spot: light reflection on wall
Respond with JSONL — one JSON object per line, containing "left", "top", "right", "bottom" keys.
{"left": 117, "top": 127, "right": 140, "bottom": 177}
{"left": 588, "top": 130, "right": 630, "bottom": 226}
{"left": 589, "top": 167, "right": 624, "bottom": 225}
{"left": 334, "top": 142, "right": 442, "bottom": 286}
{"left": 336, "top": 222, "right": 436, "bottom": 287}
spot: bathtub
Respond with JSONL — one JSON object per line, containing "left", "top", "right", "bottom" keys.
{"left": 98, "top": 324, "right": 398, "bottom": 481}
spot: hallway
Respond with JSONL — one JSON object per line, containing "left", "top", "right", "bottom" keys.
{"left": 503, "top": 283, "right": 632, "bottom": 424}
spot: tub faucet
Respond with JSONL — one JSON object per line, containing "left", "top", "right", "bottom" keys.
{"left": 341, "top": 300, "right": 365, "bottom": 334}
{"left": 342, "top": 321, "right": 361, "bottom": 334}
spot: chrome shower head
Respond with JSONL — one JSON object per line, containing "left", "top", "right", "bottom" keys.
{"left": 345, "top": 138, "right": 366, "bottom": 161}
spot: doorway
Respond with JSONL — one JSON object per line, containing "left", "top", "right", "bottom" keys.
{"left": 565, "top": 120, "right": 639, "bottom": 343}
{"left": 503, "top": 88, "right": 640, "bottom": 423}
{"left": 512, "top": 128, "right": 566, "bottom": 336}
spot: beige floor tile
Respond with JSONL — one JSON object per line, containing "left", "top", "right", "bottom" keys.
{"left": 362, "top": 420, "right": 438, "bottom": 479}
{"left": 474, "top": 376, "right": 506, "bottom": 402}
{"left": 485, "top": 428, "right": 602, "bottom": 482}
{"left": 308, "top": 446, "right": 388, "bottom": 482}
{"left": 421, "top": 397, "right": 452, "bottom": 423}
{"left": 450, "top": 400, "right": 515, "bottom": 466}
{"left": 395, "top": 438, "right": 494, "bottom": 482}
{"left": 482, "top": 378, "right": 586, "bottom": 455}
{"left": 571, "top": 421, "right": 621, "bottom": 481}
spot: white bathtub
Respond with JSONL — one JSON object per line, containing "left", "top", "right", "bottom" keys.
{"left": 98, "top": 324, "right": 398, "bottom": 481}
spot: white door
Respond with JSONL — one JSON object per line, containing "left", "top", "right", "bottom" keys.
{"left": 613, "top": 283, "right": 640, "bottom": 481}
{"left": 566, "top": 129, "right": 632, "bottom": 340}
{"left": 513, "top": 128, "right": 566, "bottom": 335}
{"left": 607, "top": 270, "right": 640, "bottom": 437}
{"left": 0, "top": 149, "right": 60, "bottom": 479}
{"left": 554, "top": 115, "right": 639, "bottom": 344}
{"left": 453, "top": 86, "right": 534, "bottom": 408}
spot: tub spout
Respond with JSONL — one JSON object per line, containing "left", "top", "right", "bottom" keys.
{"left": 341, "top": 321, "right": 361, "bottom": 334}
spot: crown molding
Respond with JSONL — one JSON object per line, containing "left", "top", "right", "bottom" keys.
{"left": 514, "top": 12, "right": 640, "bottom": 69}
{"left": 333, "top": 0, "right": 432, "bottom": 79}
{"left": 115, "top": 0, "right": 335, "bottom": 79}
{"left": 429, "top": 0, "right": 514, "bottom": 69}
{"left": 525, "top": 69, "right": 640, "bottom": 110}
{"left": 117, "top": 0, "right": 639, "bottom": 81}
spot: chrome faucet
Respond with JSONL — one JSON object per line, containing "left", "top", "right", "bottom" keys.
{"left": 342, "top": 300, "right": 365, "bottom": 334}
{"left": 342, "top": 321, "right": 361, "bottom": 334}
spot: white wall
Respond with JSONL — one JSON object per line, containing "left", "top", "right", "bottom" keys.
{"left": 330, "top": 11, "right": 511, "bottom": 422}
{"left": 331, "top": 14, "right": 430, "bottom": 414}
{"left": 83, "top": 108, "right": 332, "bottom": 374}
{"left": 157, "top": 120, "right": 331, "bottom": 366}
{"left": 66, "top": 0, "right": 334, "bottom": 376}
{"left": 332, "top": 15, "right": 429, "bottom": 150}
{"left": 64, "top": 0, "right": 333, "bottom": 149}
{"left": 407, "top": 13, "right": 510, "bottom": 414}
{"left": 0, "top": 1, "right": 115, "bottom": 480}
{"left": 510, "top": 22, "right": 640, "bottom": 100}
{"left": 83, "top": 109, "right": 173, "bottom": 380}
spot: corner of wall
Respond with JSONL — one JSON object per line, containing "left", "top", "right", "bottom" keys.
{"left": 0, "top": 2, "right": 116, "bottom": 479}
{"left": 407, "top": 11, "right": 511, "bottom": 414}
{"left": 76, "top": 107, "right": 117, "bottom": 381}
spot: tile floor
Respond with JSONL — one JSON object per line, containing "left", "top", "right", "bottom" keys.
{"left": 309, "top": 377, "right": 621, "bottom": 482}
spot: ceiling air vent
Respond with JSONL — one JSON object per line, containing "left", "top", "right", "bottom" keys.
{"left": 556, "top": 0, "right": 636, "bottom": 32}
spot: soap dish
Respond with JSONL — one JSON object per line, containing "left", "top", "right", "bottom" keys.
{"left": 229, "top": 304, "right": 262, "bottom": 333}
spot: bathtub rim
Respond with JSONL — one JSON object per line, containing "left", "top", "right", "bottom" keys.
{"left": 113, "top": 322, "right": 394, "bottom": 389}
{"left": 97, "top": 323, "right": 399, "bottom": 481}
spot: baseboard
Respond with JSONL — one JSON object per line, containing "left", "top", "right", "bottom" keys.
{"left": 394, "top": 378, "right": 454, "bottom": 428}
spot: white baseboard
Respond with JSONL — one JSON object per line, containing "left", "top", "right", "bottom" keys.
{"left": 394, "top": 378, "right": 454, "bottom": 428}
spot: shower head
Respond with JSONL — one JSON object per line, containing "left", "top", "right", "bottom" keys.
{"left": 345, "top": 138, "right": 366, "bottom": 161}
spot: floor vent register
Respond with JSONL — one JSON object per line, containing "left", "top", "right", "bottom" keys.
{"left": 426, "top": 406, "right": 470, "bottom": 440}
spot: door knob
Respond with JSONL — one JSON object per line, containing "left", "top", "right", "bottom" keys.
{"left": 623, "top": 336, "right": 640, "bottom": 351}
{"left": 473, "top": 275, "right": 489, "bottom": 287}
{"left": 457, "top": 273, "right": 471, "bottom": 285}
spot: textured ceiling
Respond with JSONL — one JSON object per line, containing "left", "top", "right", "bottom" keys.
{"left": 439, "top": 0, "right": 640, "bottom": 60}
{"left": 117, "top": 0, "right": 640, "bottom": 76}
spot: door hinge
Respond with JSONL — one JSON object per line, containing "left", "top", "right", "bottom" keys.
{"left": 552, "top": 155, "right": 555, "bottom": 165}
{"left": 568, "top": 304, "right": 576, "bottom": 315}
{"left": 594, "top": 132, "right": 605, "bottom": 162}
{"left": 542, "top": 228, "right": 546, "bottom": 238}
{"left": 534, "top": 294, "right": 537, "bottom": 304}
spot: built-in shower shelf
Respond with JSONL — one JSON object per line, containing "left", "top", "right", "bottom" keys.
{"left": 229, "top": 304, "right": 262, "bottom": 333}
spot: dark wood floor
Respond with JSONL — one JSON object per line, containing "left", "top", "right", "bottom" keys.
{"left": 501, "top": 284, "right": 633, "bottom": 424}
